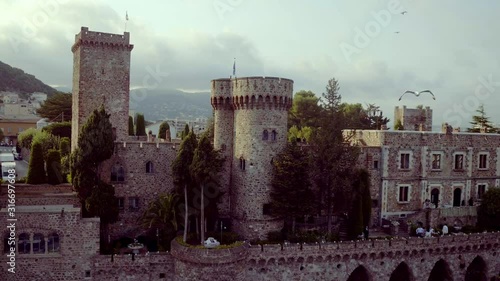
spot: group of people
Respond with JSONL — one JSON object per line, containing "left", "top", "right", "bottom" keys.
{"left": 416, "top": 224, "right": 449, "bottom": 237}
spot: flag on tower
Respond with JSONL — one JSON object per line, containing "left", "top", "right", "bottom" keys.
{"left": 233, "top": 58, "right": 236, "bottom": 76}
{"left": 126, "top": 11, "right": 129, "bottom": 21}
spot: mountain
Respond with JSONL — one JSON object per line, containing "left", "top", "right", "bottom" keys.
{"left": 129, "top": 88, "right": 212, "bottom": 121}
{"left": 0, "top": 61, "right": 57, "bottom": 95}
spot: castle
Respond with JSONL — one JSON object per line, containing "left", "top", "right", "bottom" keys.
{"left": 1, "top": 27, "right": 500, "bottom": 280}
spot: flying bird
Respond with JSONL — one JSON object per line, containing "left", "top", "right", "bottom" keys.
{"left": 401, "top": 11, "right": 407, "bottom": 15}
{"left": 398, "top": 90, "right": 436, "bottom": 101}
{"left": 394, "top": 31, "right": 400, "bottom": 34}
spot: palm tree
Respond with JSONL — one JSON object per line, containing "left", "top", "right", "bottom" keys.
{"left": 139, "top": 193, "right": 180, "bottom": 249}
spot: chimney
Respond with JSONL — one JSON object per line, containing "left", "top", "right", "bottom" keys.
{"left": 453, "top": 127, "right": 461, "bottom": 133}
{"left": 419, "top": 124, "right": 425, "bottom": 131}
{"left": 480, "top": 127, "right": 486, "bottom": 133}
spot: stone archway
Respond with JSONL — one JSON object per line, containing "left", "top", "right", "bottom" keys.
{"left": 390, "top": 262, "right": 414, "bottom": 281}
{"left": 465, "top": 256, "right": 488, "bottom": 281}
{"left": 431, "top": 188, "right": 440, "bottom": 206}
{"left": 346, "top": 265, "right": 372, "bottom": 281}
{"left": 428, "top": 259, "right": 453, "bottom": 281}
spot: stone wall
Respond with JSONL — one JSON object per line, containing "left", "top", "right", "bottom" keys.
{"left": 92, "top": 253, "right": 174, "bottom": 281}
{"left": 100, "top": 141, "right": 178, "bottom": 239}
{"left": 394, "top": 106, "right": 433, "bottom": 131}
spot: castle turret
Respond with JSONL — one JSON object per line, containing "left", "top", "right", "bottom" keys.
{"left": 71, "top": 27, "right": 134, "bottom": 150}
{"left": 213, "top": 76, "right": 293, "bottom": 240}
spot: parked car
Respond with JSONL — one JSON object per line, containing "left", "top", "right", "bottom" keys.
{"left": 203, "top": 237, "right": 220, "bottom": 248}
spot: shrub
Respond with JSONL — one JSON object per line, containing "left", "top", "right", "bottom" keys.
{"left": 42, "top": 121, "right": 71, "bottom": 139}
{"left": 33, "top": 131, "right": 60, "bottom": 160}
{"left": 59, "top": 137, "right": 70, "bottom": 157}
{"left": 26, "top": 141, "right": 46, "bottom": 184}
{"left": 158, "top": 121, "right": 170, "bottom": 140}
{"left": 46, "top": 149, "right": 62, "bottom": 185}
{"left": 18, "top": 128, "right": 39, "bottom": 149}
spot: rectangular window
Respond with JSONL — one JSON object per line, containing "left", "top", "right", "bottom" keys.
{"left": 7, "top": 128, "right": 11, "bottom": 133}
{"left": 400, "top": 153, "right": 410, "bottom": 169}
{"left": 373, "top": 160, "right": 379, "bottom": 169}
{"left": 399, "top": 185, "right": 409, "bottom": 202}
{"left": 477, "top": 184, "right": 486, "bottom": 199}
{"left": 432, "top": 154, "right": 441, "bottom": 170}
{"left": 263, "top": 204, "right": 271, "bottom": 215}
{"left": 454, "top": 154, "right": 464, "bottom": 170}
{"left": 479, "top": 154, "right": 488, "bottom": 169}
{"left": 129, "top": 197, "right": 139, "bottom": 211}
{"left": 118, "top": 197, "right": 124, "bottom": 211}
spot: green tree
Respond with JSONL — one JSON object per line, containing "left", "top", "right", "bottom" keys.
{"left": 468, "top": 105, "right": 496, "bottom": 133}
{"left": 69, "top": 106, "right": 117, "bottom": 253}
{"left": 139, "top": 193, "right": 180, "bottom": 251}
{"left": 17, "top": 127, "right": 38, "bottom": 149}
{"left": 189, "top": 134, "right": 225, "bottom": 243}
{"left": 365, "top": 104, "right": 390, "bottom": 130}
{"left": 46, "top": 149, "right": 62, "bottom": 185}
{"left": 180, "top": 124, "right": 190, "bottom": 140}
{"left": 270, "top": 142, "right": 315, "bottom": 233}
{"left": 288, "top": 90, "right": 321, "bottom": 129}
{"left": 158, "top": 121, "right": 171, "bottom": 141}
{"left": 26, "top": 141, "right": 46, "bottom": 184}
{"left": 347, "top": 169, "right": 371, "bottom": 239}
{"left": 128, "top": 116, "right": 134, "bottom": 136}
{"left": 36, "top": 92, "right": 72, "bottom": 122}
{"left": 59, "top": 137, "right": 70, "bottom": 157}
{"left": 172, "top": 131, "right": 198, "bottom": 242}
{"left": 288, "top": 125, "right": 313, "bottom": 143}
{"left": 0, "top": 129, "right": 4, "bottom": 142}
{"left": 477, "top": 187, "right": 500, "bottom": 231}
{"left": 135, "top": 113, "right": 146, "bottom": 136}
{"left": 201, "top": 117, "right": 214, "bottom": 141}
{"left": 340, "top": 103, "right": 370, "bottom": 129}
{"left": 42, "top": 121, "right": 71, "bottom": 139}
{"left": 310, "top": 77, "right": 360, "bottom": 234}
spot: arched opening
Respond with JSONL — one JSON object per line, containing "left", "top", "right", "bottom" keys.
{"left": 47, "top": 233, "right": 60, "bottom": 253}
{"left": 390, "top": 262, "right": 414, "bottom": 281}
{"left": 465, "top": 256, "right": 488, "bottom": 281}
{"left": 18, "top": 233, "right": 30, "bottom": 254}
{"left": 453, "top": 188, "right": 462, "bottom": 207}
{"left": 346, "top": 265, "right": 372, "bottom": 281}
{"left": 431, "top": 188, "right": 440, "bottom": 206}
{"left": 146, "top": 161, "right": 154, "bottom": 173}
{"left": 32, "top": 233, "right": 45, "bottom": 254}
{"left": 271, "top": 130, "right": 277, "bottom": 141}
{"left": 428, "top": 259, "right": 453, "bottom": 281}
{"left": 262, "top": 130, "right": 269, "bottom": 141}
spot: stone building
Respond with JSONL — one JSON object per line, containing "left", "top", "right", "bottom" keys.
{"left": 394, "top": 105, "right": 432, "bottom": 131}
{"left": 350, "top": 106, "right": 500, "bottom": 227}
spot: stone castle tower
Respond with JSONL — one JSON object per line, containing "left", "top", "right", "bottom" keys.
{"left": 394, "top": 105, "right": 433, "bottom": 131}
{"left": 70, "top": 27, "right": 134, "bottom": 150}
{"left": 211, "top": 77, "right": 293, "bottom": 239}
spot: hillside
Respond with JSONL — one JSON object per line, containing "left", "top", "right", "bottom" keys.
{"left": 130, "top": 88, "right": 212, "bottom": 121}
{"left": 0, "top": 60, "right": 57, "bottom": 95}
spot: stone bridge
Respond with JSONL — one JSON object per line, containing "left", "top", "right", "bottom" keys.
{"left": 169, "top": 232, "right": 500, "bottom": 281}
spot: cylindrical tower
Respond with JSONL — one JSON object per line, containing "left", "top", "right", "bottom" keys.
{"left": 231, "top": 76, "right": 293, "bottom": 240}
{"left": 211, "top": 79, "right": 234, "bottom": 217}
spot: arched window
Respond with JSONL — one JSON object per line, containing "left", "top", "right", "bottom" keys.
{"left": 18, "top": 233, "right": 30, "bottom": 254}
{"left": 111, "top": 165, "right": 125, "bottom": 182}
{"left": 239, "top": 157, "right": 246, "bottom": 171}
{"left": 32, "top": 233, "right": 45, "bottom": 254}
{"left": 262, "top": 130, "right": 269, "bottom": 140}
{"left": 271, "top": 130, "right": 277, "bottom": 141}
{"left": 47, "top": 233, "right": 60, "bottom": 253}
{"left": 3, "top": 233, "right": 14, "bottom": 253}
{"left": 146, "top": 161, "right": 154, "bottom": 173}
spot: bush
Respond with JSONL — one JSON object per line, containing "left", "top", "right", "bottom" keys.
{"left": 33, "top": 131, "right": 60, "bottom": 160}
{"left": 26, "top": 141, "right": 46, "bottom": 184}
{"left": 59, "top": 137, "right": 70, "bottom": 157}
{"left": 42, "top": 121, "right": 71, "bottom": 139}
{"left": 46, "top": 149, "right": 62, "bottom": 185}
{"left": 18, "top": 128, "right": 39, "bottom": 149}
{"left": 158, "top": 121, "right": 170, "bottom": 140}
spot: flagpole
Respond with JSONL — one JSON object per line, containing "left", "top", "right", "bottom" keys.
{"left": 125, "top": 11, "right": 129, "bottom": 32}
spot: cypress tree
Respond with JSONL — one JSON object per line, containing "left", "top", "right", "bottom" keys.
{"left": 46, "top": 149, "right": 62, "bottom": 185}
{"left": 26, "top": 141, "right": 46, "bottom": 184}
{"left": 135, "top": 113, "right": 146, "bottom": 136}
{"left": 128, "top": 116, "right": 134, "bottom": 136}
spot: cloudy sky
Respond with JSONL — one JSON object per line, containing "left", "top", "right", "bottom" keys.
{"left": 1, "top": 0, "right": 499, "bottom": 129}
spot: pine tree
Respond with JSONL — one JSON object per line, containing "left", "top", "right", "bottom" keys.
{"left": 172, "top": 131, "right": 198, "bottom": 242}
{"left": 128, "top": 116, "right": 134, "bottom": 136}
{"left": 181, "top": 124, "right": 190, "bottom": 140}
{"left": 26, "top": 141, "right": 46, "bottom": 184}
{"left": 46, "top": 149, "right": 62, "bottom": 185}
{"left": 468, "top": 105, "right": 496, "bottom": 133}
{"left": 189, "top": 134, "right": 224, "bottom": 243}
{"left": 270, "top": 142, "right": 315, "bottom": 233}
{"left": 135, "top": 113, "right": 146, "bottom": 136}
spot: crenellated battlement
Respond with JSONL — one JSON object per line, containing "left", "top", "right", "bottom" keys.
{"left": 71, "top": 26, "right": 134, "bottom": 53}
{"left": 211, "top": 77, "right": 293, "bottom": 110}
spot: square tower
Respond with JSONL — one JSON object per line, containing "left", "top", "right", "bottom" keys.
{"left": 71, "top": 27, "right": 134, "bottom": 150}
{"left": 394, "top": 105, "right": 433, "bottom": 131}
